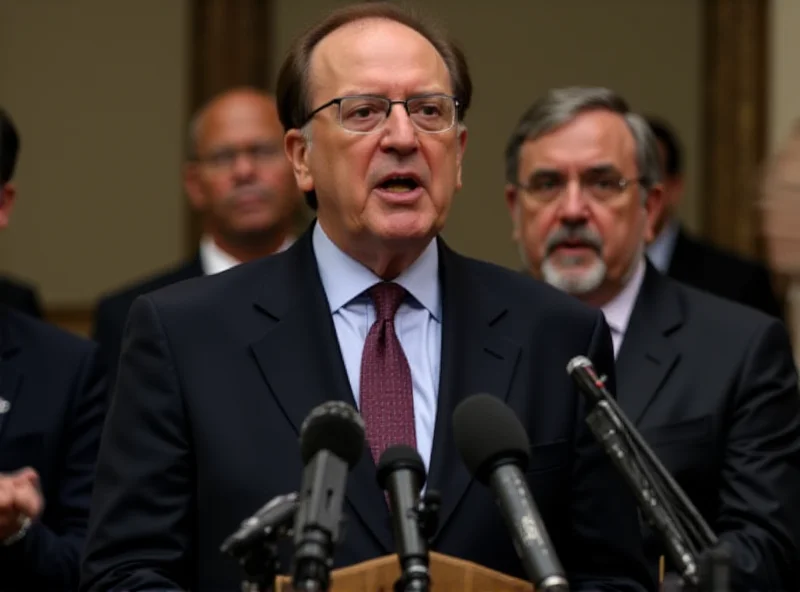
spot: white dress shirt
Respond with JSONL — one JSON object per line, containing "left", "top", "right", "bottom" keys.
{"left": 198, "top": 234, "right": 294, "bottom": 276}
{"left": 600, "top": 257, "right": 646, "bottom": 357}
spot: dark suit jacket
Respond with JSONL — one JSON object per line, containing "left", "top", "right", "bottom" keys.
{"left": 91, "top": 257, "right": 203, "bottom": 383}
{"left": 80, "top": 229, "right": 653, "bottom": 592}
{"left": 0, "top": 276, "right": 42, "bottom": 319}
{"left": 617, "top": 263, "right": 800, "bottom": 591}
{"left": 0, "top": 307, "right": 107, "bottom": 591}
{"left": 667, "top": 228, "right": 783, "bottom": 319}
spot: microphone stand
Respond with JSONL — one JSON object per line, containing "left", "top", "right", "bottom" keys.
{"left": 237, "top": 538, "right": 284, "bottom": 592}
{"left": 586, "top": 402, "right": 700, "bottom": 587}
{"left": 574, "top": 367, "right": 731, "bottom": 591}
{"left": 220, "top": 493, "right": 299, "bottom": 592}
{"left": 393, "top": 489, "right": 441, "bottom": 592}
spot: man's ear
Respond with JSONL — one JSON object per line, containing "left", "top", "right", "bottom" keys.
{"left": 455, "top": 125, "right": 468, "bottom": 190}
{"left": 284, "top": 129, "right": 314, "bottom": 192}
{"left": 644, "top": 183, "right": 665, "bottom": 244}
{"left": 183, "top": 163, "right": 206, "bottom": 212}
{"left": 0, "top": 183, "right": 17, "bottom": 229}
{"left": 504, "top": 183, "right": 522, "bottom": 242}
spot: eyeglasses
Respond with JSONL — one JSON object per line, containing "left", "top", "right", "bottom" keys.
{"left": 303, "top": 94, "right": 460, "bottom": 134}
{"left": 195, "top": 142, "right": 283, "bottom": 170}
{"left": 516, "top": 168, "right": 645, "bottom": 204}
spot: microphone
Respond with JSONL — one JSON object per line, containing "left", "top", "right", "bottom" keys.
{"left": 292, "top": 401, "right": 366, "bottom": 592}
{"left": 377, "top": 445, "right": 432, "bottom": 592}
{"left": 220, "top": 492, "right": 299, "bottom": 591}
{"left": 452, "top": 394, "right": 569, "bottom": 592}
{"left": 221, "top": 491, "right": 299, "bottom": 557}
{"left": 566, "top": 355, "right": 720, "bottom": 587}
{"left": 566, "top": 356, "right": 718, "bottom": 547}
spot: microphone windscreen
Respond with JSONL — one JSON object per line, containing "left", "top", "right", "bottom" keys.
{"left": 376, "top": 444, "right": 426, "bottom": 491}
{"left": 300, "top": 401, "right": 365, "bottom": 468}
{"left": 452, "top": 393, "right": 530, "bottom": 484}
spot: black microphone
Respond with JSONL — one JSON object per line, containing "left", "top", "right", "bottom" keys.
{"left": 221, "top": 491, "right": 299, "bottom": 557}
{"left": 377, "top": 445, "right": 430, "bottom": 592}
{"left": 452, "top": 394, "right": 569, "bottom": 592}
{"left": 566, "top": 355, "right": 719, "bottom": 587}
{"left": 292, "top": 401, "right": 365, "bottom": 592}
{"left": 566, "top": 356, "right": 718, "bottom": 548}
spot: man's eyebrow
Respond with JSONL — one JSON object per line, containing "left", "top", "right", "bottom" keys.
{"left": 583, "top": 164, "right": 619, "bottom": 175}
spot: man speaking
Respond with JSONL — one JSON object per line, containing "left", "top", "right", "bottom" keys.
{"left": 80, "top": 4, "right": 651, "bottom": 591}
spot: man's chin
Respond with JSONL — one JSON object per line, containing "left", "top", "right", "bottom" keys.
{"left": 541, "top": 260, "right": 606, "bottom": 295}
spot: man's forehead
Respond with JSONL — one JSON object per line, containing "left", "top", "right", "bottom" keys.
{"left": 203, "top": 95, "right": 278, "bottom": 129}
{"left": 520, "top": 117, "right": 635, "bottom": 171}
{"left": 308, "top": 18, "right": 449, "bottom": 95}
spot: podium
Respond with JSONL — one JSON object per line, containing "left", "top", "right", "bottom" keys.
{"left": 274, "top": 551, "right": 534, "bottom": 591}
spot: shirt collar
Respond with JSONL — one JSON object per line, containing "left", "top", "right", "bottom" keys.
{"left": 312, "top": 222, "right": 441, "bottom": 320}
{"left": 600, "top": 256, "right": 646, "bottom": 337}
{"left": 646, "top": 219, "right": 680, "bottom": 273}
{"left": 199, "top": 234, "right": 294, "bottom": 276}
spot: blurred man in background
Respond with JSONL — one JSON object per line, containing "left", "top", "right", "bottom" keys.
{"left": 0, "top": 106, "right": 107, "bottom": 591}
{"left": 0, "top": 109, "right": 43, "bottom": 319}
{"left": 92, "top": 87, "right": 304, "bottom": 379}
{"left": 505, "top": 86, "right": 800, "bottom": 591}
{"left": 645, "top": 116, "right": 783, "bottom": 318}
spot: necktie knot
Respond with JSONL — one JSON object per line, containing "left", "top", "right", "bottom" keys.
{"left": 369, "top": 282, "right": 406, "bottom": 321}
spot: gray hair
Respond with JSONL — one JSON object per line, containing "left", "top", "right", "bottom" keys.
{"left": 504, "top": 87, "right": 661, "bottom": 196}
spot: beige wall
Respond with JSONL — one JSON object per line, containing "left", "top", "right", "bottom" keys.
{"left": 0, "top": 0, "right": 188, "bottom": 307}
{"left": 274, "top": 0, "right": 704, "bottom": 268}
{"left": 769, "top": 0, "right": 800, "bottom": 153}
{"left": 0, "top": 0, "right": 702, "bottom": 309}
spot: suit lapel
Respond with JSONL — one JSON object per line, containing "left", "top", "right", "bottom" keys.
{"left": 427, "top": 243, "right": 520, "bottom": 541}
{"left": 248, "top": 230, "right": 393, "bottom": 552}
{"left": 616, "top": 264, "right": 683, "bottom": 424}
{"left": 0, "top": 308, "right": 23, "bottom": 442}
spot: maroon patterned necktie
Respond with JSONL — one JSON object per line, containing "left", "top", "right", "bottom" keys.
{"left": 359, "top": 281, "right": 417, "bottom": 464}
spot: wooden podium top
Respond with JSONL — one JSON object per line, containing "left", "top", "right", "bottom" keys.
{"left": 275, "top": 551, "right": 534, "bottom": 591}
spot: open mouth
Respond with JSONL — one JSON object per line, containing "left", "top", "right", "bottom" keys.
{"left": 377, "top": 176, "right": 420, "bottom": 193}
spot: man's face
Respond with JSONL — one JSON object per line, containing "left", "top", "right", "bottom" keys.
{"left": 285, "top": 18, "right": 467, "bottom": 256}
{"left": 185, "top": 92, "right": 301, "bottom": 244}
{"left": 505, "top": 110, "right": 662, "bottom": 304}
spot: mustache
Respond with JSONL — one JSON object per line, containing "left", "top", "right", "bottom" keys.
{"left": 545, "top": 225, "right": 603, "bottom": 255}
{"left": 225, "top": 185, "right": 271, "bottom": 203}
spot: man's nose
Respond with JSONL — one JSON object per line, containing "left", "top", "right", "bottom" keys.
{"left": 231, "top": 151, "right": 257, "bottom": 179}
{"left": 558, "top": 180, "right": 590, "bottom": 221}
{"left": 380, "top": 105, "right": 418, "bottom": 154}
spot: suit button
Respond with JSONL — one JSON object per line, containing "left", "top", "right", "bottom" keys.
{"left": 0, "top": 398, "right": 10, "bottom": 414}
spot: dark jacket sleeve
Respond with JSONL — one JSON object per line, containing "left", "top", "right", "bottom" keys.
{"left": 716, "top": 319, "right": 800, "bottom": 590}
{"left": 566, "top": 312, "right": 655, "bottom": 591}
{"left": 0, "top": 343, "right": 107, "bottom": 590}
{"left": 740, "top": 265, "right": 784, "bottom": 320}
{"left": 80, "top": 295, "right": 193, "bottom": 592}
{"left": 20, "top": 285, "right": 44, "bottom": 319}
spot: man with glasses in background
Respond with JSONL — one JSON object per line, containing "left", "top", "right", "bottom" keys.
{"left": 504, "top": 86, "right": 800, "bottom": 591}
{"left": 91, "top": 87, "right": 303, "bottom": 381}
{"left": 81, "top": 4, "right": 651, "bottom": 591}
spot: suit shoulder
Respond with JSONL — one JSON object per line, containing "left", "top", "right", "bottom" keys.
{"left": 686, "top": 236, "right": 770, "bottom": 278}
{"left": 95, "top": 258, "right": 202, "bottom": 312}
{"left": 6, "top": 308, "right": 96, "bottom": 358}
{"left": 673, "top": 277, "right": 780, "bottom": 334}
{"left": 143, "top": 252, "right": 285, "bottom": 316}
{"left": 0, "top": 275, "right": 37, "bottom": 296}
{"left": 456, "top": 255, "right": 600, "bottom": 322}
